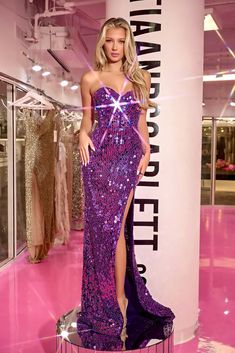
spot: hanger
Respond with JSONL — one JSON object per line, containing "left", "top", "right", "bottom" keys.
{"left": 10, "top": 90, "right": 54, "bottom": 110}
{"left": 1, "top": 98, "right": 12, "bottom": 113}
{"left": 60, "top": 109, "right": 82, "bottom": 122}
{"left": 0, "top": 98, "right": 26, "bottom": 120}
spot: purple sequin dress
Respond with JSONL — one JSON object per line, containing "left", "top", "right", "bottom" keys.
{"left": 77, "top": 86, "right": 175, "bottom": 350}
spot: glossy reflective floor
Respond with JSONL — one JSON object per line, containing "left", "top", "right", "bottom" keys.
{"left": 0, "top": 230, "right": 83, "bottom": 353}
{"left": 0, "top": 207, "right": 235, "bottom": 353}
{"left": 175, "top": 206, "right": 235, "bottom": 353}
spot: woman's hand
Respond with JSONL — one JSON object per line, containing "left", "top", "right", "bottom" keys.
{"left": 77, "top": 130, "right": 96, "bottom": 166}
{"left": 137, "top": 152, "right": 150, "bottom": 183}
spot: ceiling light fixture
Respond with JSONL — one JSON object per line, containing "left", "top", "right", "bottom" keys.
{"left": 42, "top": 70, "right": 51, "bottom": 77}
{"left": 32, "top": 63, "right": 42, "bottom": 72}
{"left": 60, "top": 79, "right": 69, "bottom": 87}
{"left": 204, "top": 14, "right": 219, "bottom": 31}
{"left": 70, "top": 83, "right": 79, "bottom": 91}
{"left": 203, "top": 74, "right": 235, "bottom": 82}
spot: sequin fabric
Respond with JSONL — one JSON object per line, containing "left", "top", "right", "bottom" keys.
{"left": 72, "top": 139, "right": 85, "bottom": 230}
{"left": 24, "top": 109, "right": 42, "bottom": 248}
{"left": 77, "top": 87, "right": 175, "bottom": 350}
{"left": 34, "top": 110, "right": 60, "bottom": 253}
{"left": 24, "top": 109, "right": 59, "bottom": 258}
{"left": 60, "top": 127, "right": 74, "bottom": 223}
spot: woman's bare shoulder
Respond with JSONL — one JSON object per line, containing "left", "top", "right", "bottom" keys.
{"left": 81, "top": 69, "right": 100, "bottom": 85}
{"left": 140, "top": 69, "right": 151, "bottom": 81}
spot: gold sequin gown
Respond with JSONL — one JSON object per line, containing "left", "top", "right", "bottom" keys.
{"left": 71, "top": 132, "right": 85, "bottom": 230}
{"left": 24, "top": 109, "right": 60, "bottom": 262}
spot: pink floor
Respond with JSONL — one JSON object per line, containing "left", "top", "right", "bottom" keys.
{"left": 0, "top": 207, "right": 235, "bottom": 353}
{"left": 175, "top": 206, "right": 235, "bottom": 353}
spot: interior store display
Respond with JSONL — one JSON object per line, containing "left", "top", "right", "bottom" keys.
{"left": 24, "top": 108, "right": 60, "bottom": 262}
{"left": 5, "top": 88, "right": 84, "bottom": 263}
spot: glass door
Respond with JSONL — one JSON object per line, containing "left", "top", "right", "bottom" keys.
{"left": 15, "top": 87, "right": 26, "bottom": 252}
{"left": 201, "top": 119, "right": 213, "bottom": 205}
{"left": 0, "top": 80, "right": 14, "bottom": 264}
{"left": 215, "top": 118, "right": 235, "bottom": 205}
{"left": 201, "top": 117, "right": 235, "bottom": 206}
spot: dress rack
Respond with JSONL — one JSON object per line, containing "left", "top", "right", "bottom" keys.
{"left": 0, "top": 71, "right": 83, "bottom": 113}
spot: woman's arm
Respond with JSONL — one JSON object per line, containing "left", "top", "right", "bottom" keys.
{"left": 78, "top": 71, "right": 96, "bottom": 165}
{"left": 79, "top": 71, "right": 94, "bottom": 136}
{"left": 136, "top": 70, "right": 151, "bottom": 181}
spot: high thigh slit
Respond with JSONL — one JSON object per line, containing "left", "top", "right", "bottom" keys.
{"left": 77, "top": 86, "right": 175, "bottom": 350}
{"left": 114, "top": 187, "right": 134, "bottom": 300}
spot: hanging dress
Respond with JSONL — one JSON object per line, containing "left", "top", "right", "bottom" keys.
{"left": 72, "top": 131, "right": 85, "bottom": 231}
{"left": 24, "top": 109, "right": 59, "bottom": 262}
{"left": 24, "top": 110, "right": 45, "bottom": 263}
{"left": 54, "top": 141, "right": 70, "bottom": 244}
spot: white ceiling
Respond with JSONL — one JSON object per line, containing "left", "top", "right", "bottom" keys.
{"left": 26, "top": 0, "right": 105, "bottom": 81}
{"left": 204, "top": 0, "right": 235, "bottom": 74}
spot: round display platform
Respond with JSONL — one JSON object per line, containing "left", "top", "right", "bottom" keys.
{"left": 56, "top": 307, "right": 174, "bottom": 353}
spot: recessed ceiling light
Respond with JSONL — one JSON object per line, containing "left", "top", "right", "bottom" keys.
{"left": 32, "top": 64, "right": 42, "bottom": 72}
{"left": 60, "top": 79, "right": 69, "bottom": 87}
{"left": 70, "top": 83, "right": 79, "bottom": 90}
{"left": 42, "top": 70, "right": 51, "bottom": 77}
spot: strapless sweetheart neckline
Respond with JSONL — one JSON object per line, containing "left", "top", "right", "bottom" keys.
{"left": 92, "top": 86, "right": 134, "bottom": 98}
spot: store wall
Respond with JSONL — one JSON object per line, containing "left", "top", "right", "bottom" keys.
{"left": 0, "top": 1, "right": 80, "bottom": 106}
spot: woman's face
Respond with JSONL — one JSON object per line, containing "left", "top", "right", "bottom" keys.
{"left": 103, "top": 27, "right": 126, "bottom": 63}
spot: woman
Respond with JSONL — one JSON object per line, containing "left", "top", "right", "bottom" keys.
{"left": 77, "top": 17, "right": 175, "bottom": 351}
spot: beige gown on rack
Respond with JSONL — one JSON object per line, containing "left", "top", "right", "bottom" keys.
{"left": 60, "top": 125, "right": 74, "bottom": 223}
{"left": 24, "top": 109, "right": 60, "bottom": 263}
{"left": 54, "top": 141, "right": 70, "bottom": 244}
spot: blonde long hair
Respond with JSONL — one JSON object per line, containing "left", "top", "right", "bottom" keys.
{"left": 94, "top": 17, "right": 156, "bottom": 110}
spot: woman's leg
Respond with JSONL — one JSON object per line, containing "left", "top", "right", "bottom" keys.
{"left": 115, "top": 188, "right": 134, "bottom": 314}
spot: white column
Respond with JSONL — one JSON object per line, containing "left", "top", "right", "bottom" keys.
{"left": 106, "top": 0, "right": 204, "bottom": 345}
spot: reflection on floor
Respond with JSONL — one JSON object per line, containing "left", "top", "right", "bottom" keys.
{"left": 0, "top": 230, "right": 83, "bottom": 353}
{"left": 175, "top": 206, "right": 235, "bottom": 353}
{"left": 0, "top": 207, "right": 235, "bottom": 353}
